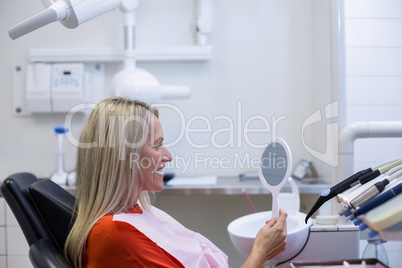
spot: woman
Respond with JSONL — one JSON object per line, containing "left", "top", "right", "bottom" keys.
{"left": 65, "top": 97, "right": 287, "bottom": 268}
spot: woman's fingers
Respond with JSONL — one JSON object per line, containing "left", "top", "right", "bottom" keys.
{"left": 265, "top": 216, "right": 277, "bottom": 226}
{"left": 277, "top": 208, "right": 287, "bottom": 226}
{"left": 249, "top": 209, "right": 289, "bottom": 263}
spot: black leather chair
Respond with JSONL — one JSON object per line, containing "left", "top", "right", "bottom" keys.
{"left": 1, "top": 172, "right": 76, "bottom": 268}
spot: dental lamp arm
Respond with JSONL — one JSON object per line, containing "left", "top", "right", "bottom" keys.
{"left": 9, "top": 3, "right": 67, "bottom": 40}
{"left": 195, "top": 0, "right": 213, "bottom": 45}
{"left": 41, "top": 0, "right": 53, "bottom": 8}
{"left": 112, "top": 0, "right": 192, "bottom": 104}
{"left": 8, "top": 0, "right": 120, "bottom": 40}
{"left": 120, "top": 0, "right": 139, "bottom": 69}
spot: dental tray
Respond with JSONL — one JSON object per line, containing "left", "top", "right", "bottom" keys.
{"left": 288, "top": 258, "right": 389, "bottom": 268}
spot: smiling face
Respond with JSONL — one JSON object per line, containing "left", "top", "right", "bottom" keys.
{"left": 138, "top": 114, "right": 173, "bottom": 192}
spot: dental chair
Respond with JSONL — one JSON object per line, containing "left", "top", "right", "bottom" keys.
{"left": 1, "top": 172, "right": 76, "bottom": 268}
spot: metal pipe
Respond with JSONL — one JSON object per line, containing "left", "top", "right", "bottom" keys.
{"left": 338, "top": 121, "right": 402, "bottom": 181}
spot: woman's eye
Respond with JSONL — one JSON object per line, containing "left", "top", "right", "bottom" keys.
{"left": 155, "top": 144, "right": 163, "bottom": 149}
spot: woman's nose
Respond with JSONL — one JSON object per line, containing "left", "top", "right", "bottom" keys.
{"left": 163, "top": 147, "right": 173, "bottom": 162}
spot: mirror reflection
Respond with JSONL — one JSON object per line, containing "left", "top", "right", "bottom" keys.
{"left": 261, "top": 142, "right": 288, "bottom": 186}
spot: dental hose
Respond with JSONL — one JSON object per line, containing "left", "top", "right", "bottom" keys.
{"left": 348, "top": 158, "right": 402, "bottom": 190}
{"left": 378, "top": 158, "right": 402, "bottom": 174}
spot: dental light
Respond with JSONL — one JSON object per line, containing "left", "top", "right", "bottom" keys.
{"left": 8, "top": 0, "right": 120, "bottom": 40}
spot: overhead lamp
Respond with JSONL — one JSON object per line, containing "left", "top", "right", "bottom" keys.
{"left": 8, "top": 0, "right": 120, "bottom": 40}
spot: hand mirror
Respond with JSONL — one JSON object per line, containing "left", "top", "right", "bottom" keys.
{"left": 258, "top": 137, "right": 292, "bottom": 218}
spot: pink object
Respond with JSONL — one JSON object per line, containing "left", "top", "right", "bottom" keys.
{"left": 113, "top": 205, "right": 228, "bottom": 268}
{"left": 242, "top": 188, "right": 256, "bottom": 213}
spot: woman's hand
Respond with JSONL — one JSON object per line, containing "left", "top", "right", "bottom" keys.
{"left": 242, "top": 208, "right": 287, "bottom": 268}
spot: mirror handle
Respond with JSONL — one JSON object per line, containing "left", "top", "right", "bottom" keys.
{"left": 288, "top": 177, "right": 300, "bottom": 213}
{"left": 272, "top": 190, "right": 279, "bottom": 219}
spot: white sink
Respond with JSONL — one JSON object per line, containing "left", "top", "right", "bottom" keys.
{"left": 227, "top": 211, "right": 312, "bottom": 265}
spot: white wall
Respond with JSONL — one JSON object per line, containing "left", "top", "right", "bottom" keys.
{"left": 344, "top": 0, "right": 402, "bottom": 266}
{"left": 345, "top": 0, "right": 402, "bottom": 171}
{"left": 2, "top": 0, "right": 402, "bottom": 266}
{"left": 0, "top": 0, "right": 336, "bottom": 180}
{"left": 0, "top": 0, "right": 338, "bottom": 267}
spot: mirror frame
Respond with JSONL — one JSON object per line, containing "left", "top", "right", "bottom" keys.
{"left": 258, "top": 137, "right": 292, "bottom": 192}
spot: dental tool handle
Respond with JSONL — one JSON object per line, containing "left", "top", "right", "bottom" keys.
{"left": 353, "top": 182, "right": 402, "bottom": 217}
{"left": 9, "top": 8, "right": 58, "bottom": 40}
{"left": 333, "top": 168, "right": 373, "bottom": 192}
{"left": 358, "top": 169, "right": 381, "bottom": 185}
{"left": 350, "top": 179, "right": 389, "bottom": 210}
{"left": 305, "top": 167, "right": 372, "bottom": 223}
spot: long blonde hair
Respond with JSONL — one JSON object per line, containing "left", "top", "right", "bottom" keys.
{"left": 65, "top": 97, "right": 157, "bottom": 268}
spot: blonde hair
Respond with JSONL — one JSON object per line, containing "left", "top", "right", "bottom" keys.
{"left": 64, "top": 97, "right": 158, "bottom": 268}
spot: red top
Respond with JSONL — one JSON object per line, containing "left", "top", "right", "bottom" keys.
{"left": 85, "top": 206, "right": 185, "bottom": 268}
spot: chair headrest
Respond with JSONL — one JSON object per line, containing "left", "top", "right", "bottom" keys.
{"left": 1, "top": 173, "right": 54, "bottom": 246}
{"left": 28, "top": 179, "right": 77, "bottom": 252}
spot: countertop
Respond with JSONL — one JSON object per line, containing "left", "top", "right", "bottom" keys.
{"left": 62, "top": 176, "right": 330, "bottom": 196}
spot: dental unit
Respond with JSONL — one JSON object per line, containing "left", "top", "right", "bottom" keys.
{"left": 305, "top": 167, "right": 372, "bottom": 223}
{"left": 360, "top": 193, "right": 402, "bottom": 235}
{"left": 304, "top": 155, "right": 402, "bottom": 223}
{"left": 339, "top": 179, "right": 389, "bottom": 216}
{"left": 338, "top": 160, "right": 402, "bottom": 204}
{"left": 324, "top": 158, "right": 402, "bottom": 247}
{"left": 339, "top": 165, "right": 402, "bottom": 216}
{"left": 353, "top": 182, "right": 402, "bottom": 219}
{"left": 305, "top": 157, "right": 402, "bottom": 223}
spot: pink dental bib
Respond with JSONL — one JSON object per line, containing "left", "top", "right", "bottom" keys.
{"left": 113, "top": 206, "right": 228, "bottom": 268}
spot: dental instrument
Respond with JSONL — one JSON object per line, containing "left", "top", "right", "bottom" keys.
{"left": 356, "top": 158, "right": 402, "bottom": 187}
{"left": 338, "top": 161, "right": 402, "bottom": 204}
{"left": 353, "top": 181, "right": 402, "bottom": 218}
{"left": 305, "top": 167, "right": 372, "bottom": 223}
{"left": 339, "top": 168, "right": 402, "bottom": 216}
{"left": 339, "top": 179, "right": 389, "bottom": 216}
{"left": 338, "top": 174, "right": 387, "bottom": 205}
{"left": 305, "top": 158, "right": 402, "bottom": 223}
